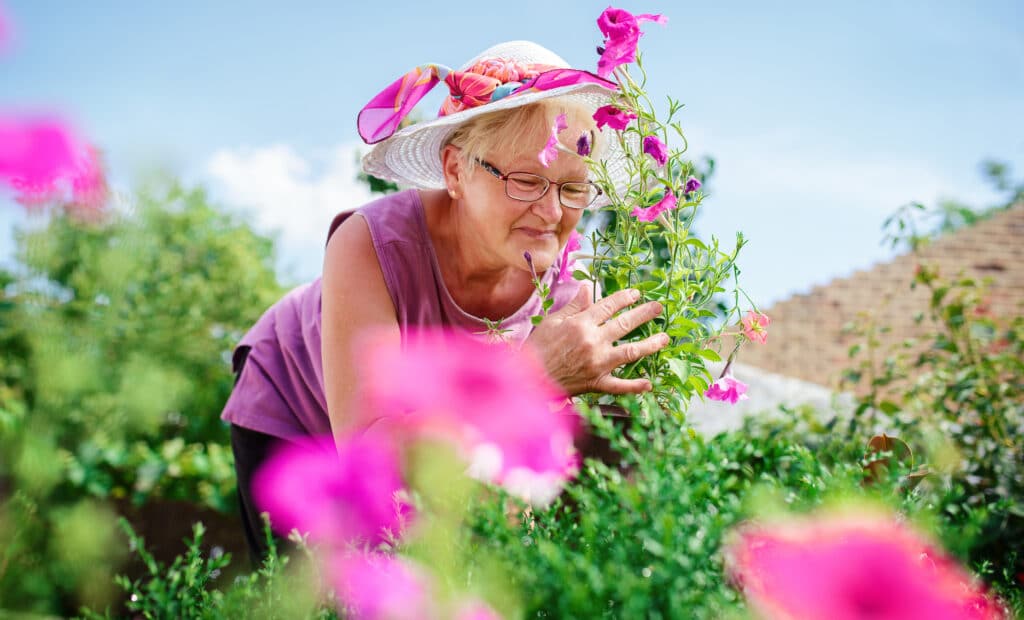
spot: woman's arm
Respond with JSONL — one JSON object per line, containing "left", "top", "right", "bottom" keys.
{"left": 321, "top": 214, "right": 400, "bottom": 444}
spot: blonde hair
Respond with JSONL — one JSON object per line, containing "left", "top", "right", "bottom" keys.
{"left": 442, "top": 98, "right": 604, "bottom": 177}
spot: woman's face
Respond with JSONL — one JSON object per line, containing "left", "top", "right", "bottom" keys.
{"left": 445, "top": 129, "right": 588, "bottom": 275}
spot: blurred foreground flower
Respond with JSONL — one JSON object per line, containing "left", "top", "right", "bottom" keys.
{"left": 361, "top": 328, "right": 580, "bottom": 506}
{"left": 725, "top": 510, "right": 1004, "bottom": 620}
{"left": 0, "top": 116, "right": 107, "bottom": 211}
{"left": 332, "top": 552, "right": 502, "bottom": 620}
{"left": 253, "top": 435, "right": 409, "bottom": 545}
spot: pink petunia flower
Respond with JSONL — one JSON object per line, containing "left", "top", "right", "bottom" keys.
{"left": 596, "top": 7, "right": 667, "bottom": 78}
{"left": 631, "top": 189, "right": 677, "bottom": 222}
{"left": 684, "top": 176, "right": 702, "bottom": 194}
{"left": 360, "top": 328, "right": 580, "bottom": 506}
{"left": 331, "top": 552, "right": 435, "bottom": 620}
{"left": 0, "top": 116, "right": 107, "bottom": 211}
{"left": 557, "top": 229, "right": 583, "bottom": 283}
{"left": 252, "top": 435, "right": 410, "bottom": 546}
{"left": 538, "top": 112, "right": 568, "bottom": 167}
{"left": 725, "top": 511, "right": 1005, "bottom": 620}
{"left": 592, "top": 105, "right": 637, "bottom": 131}
{"left": 741, "top": 310, "right": 771, "bottom": 345}
{"left": 705, "top": 374, "right": 749, "bottom": 404}
{"left": 642, "top": 135, "right": 668, "bottom": 167}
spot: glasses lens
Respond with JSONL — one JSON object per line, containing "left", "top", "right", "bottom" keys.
{"left": 560, "top": 183, "right": 599, "bottom": 209}
{"left": 505, "top": 173, "right": 548, "bottom": 201}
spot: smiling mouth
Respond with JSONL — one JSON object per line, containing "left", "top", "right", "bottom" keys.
{"left": 517, "top": 228, "right": 557, "bottom": 239}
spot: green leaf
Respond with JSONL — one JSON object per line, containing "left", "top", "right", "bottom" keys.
{"left": 697, "top": 349, "right": 722, "bottom": 362}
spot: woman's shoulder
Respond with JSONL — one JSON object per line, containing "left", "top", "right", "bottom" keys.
{"left": 326, "top": 189, "right": 423, "bottom": 247}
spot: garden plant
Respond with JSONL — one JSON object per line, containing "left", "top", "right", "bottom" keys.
{"left": 0, "top": 5, "right": 1020, "bottom": 620}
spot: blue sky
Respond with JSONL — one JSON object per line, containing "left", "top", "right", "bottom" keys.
{"left": 2, "top": 0, "right": 1022, "bottom": 306}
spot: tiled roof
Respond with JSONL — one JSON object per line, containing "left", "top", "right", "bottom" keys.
{"left": 736, "top": 204, "right": 1024, "bottom": 391}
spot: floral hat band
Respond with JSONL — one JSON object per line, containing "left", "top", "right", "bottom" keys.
{"left": 357, "top": 58, "right": 617, "bottom": 144}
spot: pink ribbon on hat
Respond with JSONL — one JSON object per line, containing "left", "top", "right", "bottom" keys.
{"left": 357, "top": 58, "right": 617, "bottom": 144}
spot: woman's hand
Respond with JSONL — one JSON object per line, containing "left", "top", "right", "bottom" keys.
{"left": 525, "top": 283, "right": 669, "bottom": 396}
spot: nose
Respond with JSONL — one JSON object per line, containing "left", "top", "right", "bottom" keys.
{"left": 530, "top": 185, "right": 563, "bottom": 224}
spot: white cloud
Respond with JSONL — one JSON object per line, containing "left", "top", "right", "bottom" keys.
{"left": 204, "top": 142, "right": 375, "bottom": 283}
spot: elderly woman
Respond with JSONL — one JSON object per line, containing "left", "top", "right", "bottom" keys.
{"left": 221, "top": 41, "right": 668, "bottom": 561}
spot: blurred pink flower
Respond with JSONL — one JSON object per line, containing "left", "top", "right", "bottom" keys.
{"left": 331, "top": 552, "right": 434, "bottom": 620}
{"left": 596, "top": 7, "right": 667, "bottom": 78}
{"left": 252, "top": 435, "right": 409, "bottom": 546}
{"left": 557, "top": 230, "right": 583, "bottom": 283}
{"left": 642, "top": 135, "right": 668, "bottom": 166}
{"left": 538, "top": 112, "right": 568, "bottom": 167}
{"left": 455, "top": 598, "right": 503, "bottom": 620}
{"left": 0, "top": 116, "right": 107, "bottom": 210}
{"left": 725, "top": 512, "right": 1005, "bottom": 620}
{"left": 741, "top": 310, "right": 771, "bottom": 344}
{"left": 593, "top": 105, "right": 636, "bottom": 131}
{"left": 360, "top": 328, "right": 579, "bottom": 505}
{"left": 705, "top": 374, "right": 748, "bottom": 404}
{"left": 631, "top": 188, "right": 677, "bottom": 222}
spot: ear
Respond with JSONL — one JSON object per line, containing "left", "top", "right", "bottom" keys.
{"left": 440, "top": 144, "right": 465, "bottom": 200}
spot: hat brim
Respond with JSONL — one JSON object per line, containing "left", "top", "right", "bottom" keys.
{"left": 361, "top": 82, "right": 633, "bottom": 204}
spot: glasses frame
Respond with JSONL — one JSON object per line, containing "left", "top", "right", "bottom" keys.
{"left": 476, "top": 159, "right": 602, "bottom": 210}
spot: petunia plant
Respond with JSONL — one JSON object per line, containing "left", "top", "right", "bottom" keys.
{"left": 568, "top": 7, "right": 768, "bottom": 413}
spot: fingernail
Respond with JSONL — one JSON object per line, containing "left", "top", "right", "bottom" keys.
{"left": 659, "top": 333, "right": 670, "bottom": 346}
{"left": 629, "top": 289, "right": 640, "bottom": 301}
{"left": 652, "top": 302, "right": 663, "bottom": 314}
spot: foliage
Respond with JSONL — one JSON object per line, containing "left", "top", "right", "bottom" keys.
{"left": 840, "top": 235, "right": 1024, "bottom": 602}
{"left": 80, "top": 519, "right": 338, "bottom": 620}
{"left": 0, "top": 179, "right": 284, "bottom": 614}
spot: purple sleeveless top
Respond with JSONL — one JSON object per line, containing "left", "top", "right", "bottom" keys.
{"left": 221, "top": 189, "right": 582, "bottom": 439}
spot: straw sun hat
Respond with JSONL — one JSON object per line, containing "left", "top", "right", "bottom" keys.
{"left": 359, "top": 40, "right": 630, "bottom": 193}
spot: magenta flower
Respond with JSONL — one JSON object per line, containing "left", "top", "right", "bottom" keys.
{"left": 331, "top": 552, "right": 434, "bottom": 620}
{"left": 538, "top": 112, "right": 569, "bottom": 167}
{"left": 0, "top": 116, "right": 107, "bottom": 211}
{"left": 592, "top": 105, "right": 637, "bottom": 131}
{"left": 705, "top": 374, "right": 748, "bottom": 404}
{"left": 576, "top": 131, "right": 591, "bottom": 156}
{"left": 252, "top": 435, "right": 409, "bottom": 546}
{"left": 642, "top": 135, "right": 668, "bottom": 167}
{"left": 360, "top": 328, "right": 580, "bottom": 505}
{"left": 726, "top": 511, "right": 1005, "bottom": 620}
{"left": 596, "top": 7, "right": 667, "bottom": 78}
{"left": 741, "top": 310, "right": 771, "bottom": 345}
{"left": 631, "top": 189, "right": 677, "bottom": 222}
{"left": 557, "top": 230, "right": 583, "bottom": 283}
{"left": 684, "top": 176, "right": 702, "bottom": 194}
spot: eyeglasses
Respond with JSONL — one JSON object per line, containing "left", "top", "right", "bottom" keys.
{"left": 476, "top": 159, "right": 602, "bottom": 210}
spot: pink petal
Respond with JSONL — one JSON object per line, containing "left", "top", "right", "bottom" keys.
{"left": 593, "top": 105, "right": 636, "bottom": 131}
{"left": 331, "top": 552, "right": 434, "bottom": 620}
{"left": 360, "top": 328, "right": 580, "bottom": 505}
{"left": 705, "top": 375, "right": 749, "bottom": 404}
{"left": 0, "top": 116, "right": 107, "bottom": 211}
{"left": 630, "top": 190, "right": 677, "bottom": 222}
{"left": 538, "top": 113, "right": 569, "bottom": 167}
{"left": 725, "top": 512, "right": 1005, "bottom": 620}
{"left": 252, "top": 435, "right": 409, "bottom": 545}
{"left": 741, "top": 310, "right": 771, "bottom": 345}
{"left": 557, "top": 230, "right": 583, "bottom": 283}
